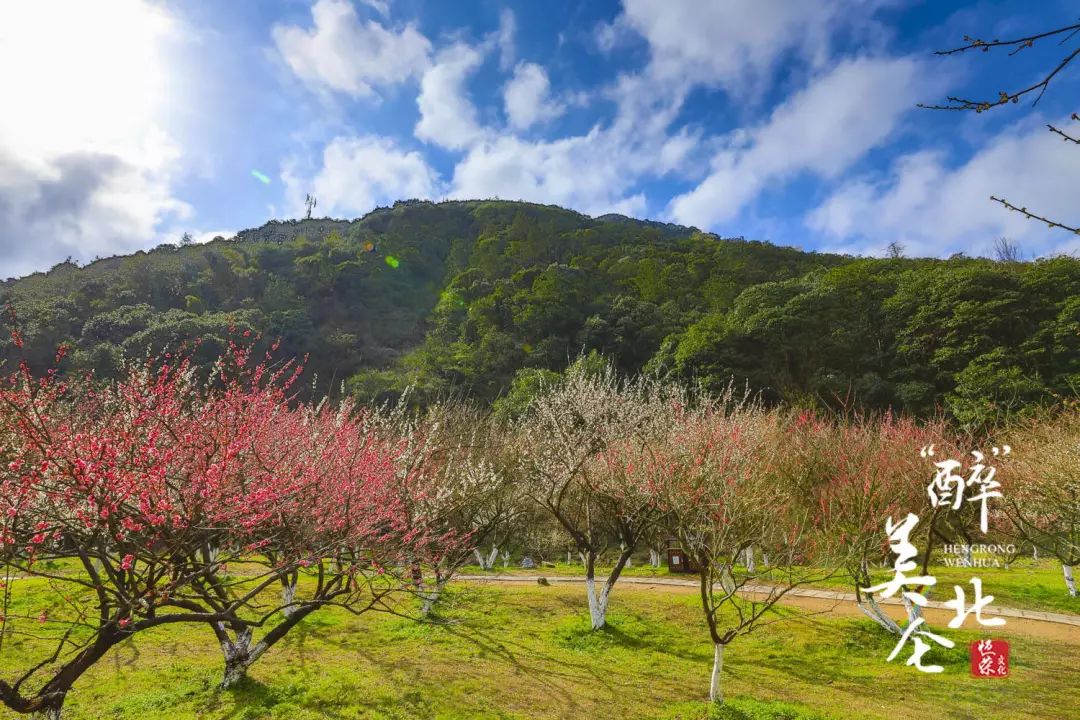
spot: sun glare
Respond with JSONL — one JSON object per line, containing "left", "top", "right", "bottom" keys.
{"left": 0, "top": 0, "right": 176, "bottom": 163}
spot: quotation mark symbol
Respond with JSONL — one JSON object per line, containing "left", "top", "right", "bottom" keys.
{"left": 920, "top": 444, "right": 935, "bottom": 458}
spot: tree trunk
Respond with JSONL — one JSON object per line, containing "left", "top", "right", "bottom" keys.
{"left": 220, "top": 626, "right": 263, "bottom": 689}
{"left": 9, "top": 628, "right": 124, "bottom": 719}
{"left": 902, "top": 594, "right": 922, "bottom": 626}
{"left": 473, "top": 548, "right": 498, "bottom": 570}
{"left": 221, "top": 654, "right": 253, "bottom": 690}
{"left": 718, "top": 563, "right": 736, "bottom": 594}
{"left": 963, "top": 545, "right": 973, "bottom": 567}
{"left": 218, "top": 604, "right": 318, "bottom": 689}
{"left": 709, "top": 643, "right": 725, "bottom": 703}
{"left": 1064, "top": 564, "right": 1077, "bottom": 597}
{"left": 856, "top": 591, "right": 902, "bottom": 634}
{"left": 649, "top": 548, "right": 660, "bottom": 568}
{"left": 855, "top": 560, "right": 900, "bottom": 634}
{"left": 420, "top": 580, "right": 446, "bottom": 616}
{"left": 281, "top": 582, "right": 297, "bottom": 618}
{"left": 1033, "top": 546, "right": 1039, "bottom": 561}
{"left": 585, "top": 576, "right": 610, "bottom": 630}
{"left": 33, "top": 704, "right": 63, "bottom": 720}
{"left": 584, "top": 546, "right": 634, "bottom": 630}
{"left": 744, "top": 547, "right": 756, "bottom": 573}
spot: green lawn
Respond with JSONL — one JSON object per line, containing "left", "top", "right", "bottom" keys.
{"left": 461, "top": 557, "right": 1080, "bottom": 615}
{"left": 2, "top": 580, "right": 1077, "bottom": 719}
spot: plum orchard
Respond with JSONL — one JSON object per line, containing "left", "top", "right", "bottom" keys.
{"left": 367, "top": 395, "right": 523, "bottom": 616}
{"left": 1002, "top": 407, "right": 1080, "bottom": 597}
{"left": 2, "top": 338, "right": 1077, "bottom": 715}
{"left": 787, "top": 412, "right": 964, "bottom": 632}
{"left": 0, "top": 340, "right": 467, "bottom": 718}
{"left": 517, "top": 362, "right": 682, "bottom": 630}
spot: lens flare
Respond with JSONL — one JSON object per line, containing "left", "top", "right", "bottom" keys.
{"left": 385, "top": 255, "right": 400, "bottom": 268}
{"left": 251, "top": 170, "right": 270, "bottom": 184}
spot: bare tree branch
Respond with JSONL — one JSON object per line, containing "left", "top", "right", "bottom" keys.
{"left": 990, "top": 196, "right": 1080, "bottom": 234}
{"left": 919, "top": 21, "right": 1080, "bottom": 111}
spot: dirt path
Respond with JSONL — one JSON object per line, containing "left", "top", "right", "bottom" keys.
{"left": 455, "top": 574, "right": 1080, "bottom": 644}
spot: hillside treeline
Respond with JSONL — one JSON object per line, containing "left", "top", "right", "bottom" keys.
{"left": 2, "top": 199, "right": 1078, "bottom": 428}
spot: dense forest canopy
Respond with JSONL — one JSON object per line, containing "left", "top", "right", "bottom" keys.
{"left": 2, "top": 199, "right": 1078, "bottom": 428}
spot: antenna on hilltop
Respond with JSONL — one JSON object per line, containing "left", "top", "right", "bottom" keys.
{"left": 305, "top": 194, "right": 317, "bottom": 220}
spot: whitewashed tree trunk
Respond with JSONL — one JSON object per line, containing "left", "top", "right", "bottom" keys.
{"left": 486, "top": 545, "right": 499, "bottom": 569}
{"left": 963, "top": 545, "right": 974, "bottom": 567}
{"left": 567, "top": 550, "right": 572, "bottom": 564}
{"left": 281, "top": 582, "right": 297, "bottom": 618}
{"left": 902, "top": 594, "right": 922, "bottom": 626}
{"left": 856, "top": 593, "right": 902, "bottom": 634}
{"left": 1064, "top": 564, "right": 1077, "bottom": 597}
{"left": 219, "top": 626, "right": 267, "bottom": 689}
{"left": 579, "top": 552, "right": 587, "bottom": 566}
{"left": 585, "top": 577, "right": 611, "bottom": 630}
{"left": 473, "top": 548, "right": 496, "bottom": 570}
{"left": 709, "top": 643, "right": 725, "bottom": 703}
{"left": 1033, "top": 546, "right": 1039, "bottom": 560}
{"left": 420, "top": 580, "right": 446, "bottom": 615}
{"left": 649, "top": 548, "right": 661, "bottom": 568}
{"left": 744, "top": 547, "right": 756, "bottom": 573}
{"left": 620, "top": 543, "right": 632, "bottom": 568}
{"left": 718, "top": 563, "right": 735, "bottom": 595}
{"left": 501, "top": 550, "right": 510, "bottom": 568}
{"left": 36, "top": 706, "right": 62, "bottom": 720}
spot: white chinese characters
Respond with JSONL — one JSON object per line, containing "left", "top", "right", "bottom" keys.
{"left": 924, "top": 445, "right": 1007, "bottom": 533}
{"left": 862, "top": 446, "right": 1010, "bottom": 673}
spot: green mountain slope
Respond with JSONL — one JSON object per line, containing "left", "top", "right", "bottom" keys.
{"left": 3, "top": 199, "right": 1078, "bottom": 427}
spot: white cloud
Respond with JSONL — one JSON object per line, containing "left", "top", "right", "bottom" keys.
{"left": 437, "top": 27, "right": 700, "bottom": 220}
{"left": 0, "top": 0, "right": 190, "bottom": 279}
{"left": 359, "top": 0, "right": 390, "bottom": 18}
{"left": 295, "top": 5, "right": 689, "bottom": 222}
{"left": 415, "top": 43, "right": 487, "bottom": 150}
{"left": 593, "top": 16, "right": 627, "bottom": 54}
{"left": 496, "top": 8, "right": 516, "bottom": 71}
{"left": 193, "top": 229, "right": 236, "bottom": 244}
{"left": 272, "top": 0, "right": 430, "bottom": 98}
{"left": 503, "top": 63, "right": 565, "bottom": 130}
{"left": 667, "top": 56, "right": 929, "bottom": 230}
{"left": 614, "top": 0, "right": 890, "bottom": 96}
{"left": 657, "top": 127, "right": 699, "bottom": 176}
{"left": 449, "top": 128, "right": 660, "bottom": 219}
{"left": 806, "top": 117, "right": 1080, "bottom": 258}
{"left": 282, "top": 135, "right": 441, "bottom": 218}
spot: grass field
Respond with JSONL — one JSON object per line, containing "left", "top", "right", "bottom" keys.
{"left": 462, "top": 557, "right": 1080, "bottom": 615}
{"left": 2, "top": 578, "right": 1077, "bottom": 719}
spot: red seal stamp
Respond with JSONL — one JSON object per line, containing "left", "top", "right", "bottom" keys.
{"left": 970, "top": 639, "right": 1009, "bottom": 677}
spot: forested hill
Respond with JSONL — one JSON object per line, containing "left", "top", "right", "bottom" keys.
{"left": 2, "top": 199, "right": 1078, "bottom": 428}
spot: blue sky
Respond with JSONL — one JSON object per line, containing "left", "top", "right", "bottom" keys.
{"left": 2, "top": 0, "right": 1079, "bottom": 278}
